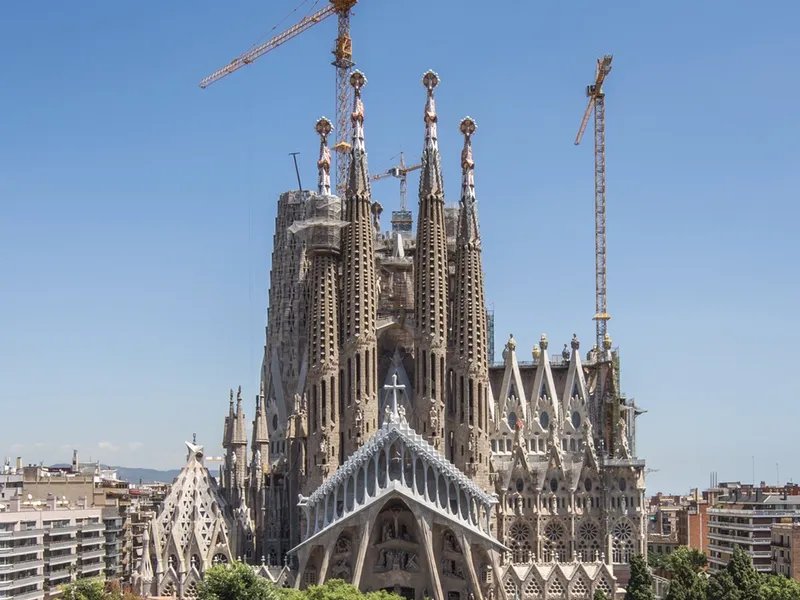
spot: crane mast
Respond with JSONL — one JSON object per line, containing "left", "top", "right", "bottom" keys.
{"left": 330, "top": 2, "right": 357, "bottom": 197}
{"left": 575, "top": 55, "right": 613, "bottom": 351}
{"left": 200, "top": 0, "right": 359, "bottom": 197}
{"left": 371, "top": 152, "right": 422, "bottom": 233}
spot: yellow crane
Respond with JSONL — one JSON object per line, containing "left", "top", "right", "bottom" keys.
{"left": 574, "top": 55, "right": 613, "bottom": 351}
{"left": 371, "top": 152, "right": 421, "bottom": 233}
{"left": 199, "top": 0, "right": 360, "bottom": 197}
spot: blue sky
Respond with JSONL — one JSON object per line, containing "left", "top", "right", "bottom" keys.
{"left": 1, "top": 1, "right": 798, "bottom": 494}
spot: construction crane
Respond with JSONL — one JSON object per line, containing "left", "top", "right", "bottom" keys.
{"left": 199, "top": 0, "right": 359, "bottom": 197}
{"left": 574, "top": 55, "right": 613, "bottom": 351}
{"left": 371, "top": 152, "right": 421, "bottom": 233}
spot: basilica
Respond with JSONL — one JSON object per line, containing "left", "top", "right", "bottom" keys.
{"left": 139, "top": 69, "right": 647, "bottom": 600}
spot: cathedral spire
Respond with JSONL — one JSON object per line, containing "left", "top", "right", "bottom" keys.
{"left": 419, "top": 70, "right": 444, "bottom": 199}
{"left": 315, "top": 117, "right": 333, "bottom": 196}
{"left": 340, "top": 69, "right": 378, "bottom": 457}
{"left": 346, "top": 71, "right": 371, "bottom": 200}
{"left": 458, "top": 117, "right": 481, "bottom": 246}
{"left": 414, "top": 70, "right": 448, "bottom": 450}
{"left": 448, "top": 117, "right": 490, "bottom": 485}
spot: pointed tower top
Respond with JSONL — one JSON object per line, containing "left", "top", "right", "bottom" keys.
{"left": 350, "top": 71, "right": 367, "bottom": 153}
{"left": 458, "top": 116, "right": 480, "bottom": 245}
{"left": 419, "top": 70, "right": 444, "bottom": 200}
{"left": 236, "top": 385, "right": 242, "bottom": 405}
{"left": 346, "top": 70, "right": 371, "bottom": 199}
{"left": 315, "top": 117, "right": 333, "bottom": 196}
{"left": 422, "top": 70, "right": 440, "bottom": 152}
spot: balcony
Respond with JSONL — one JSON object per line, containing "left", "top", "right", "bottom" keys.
{"left": 0, "top": 545, "right": 44, "bottom": 557}
{"left": 46, "top": 554, "right": 75, "bottom": 567}
{"left": 708, "top": 507, "right": 800, "bottom": 518}
{"left": 44, "top": 540, "right": 76, "bottom": 552}
{"left": 46, "top": 570, "right": 72, "bottom": 583}
{"left": 12, "top": 530, "right": 44, "bottom": 541}
{"left": 44, "top": 526, "right": 78, "bottom": 535}
{"left": 79, "top": 549, "right": 105, "bottom": 561}
{"left": 0, "top": 559, "right": 44, "bottom": 574}
{"left": 78, "top": 524, "right": 104, "bottom": 534}
{"left": 707, "top": 531, "right": 770, "bottom": 545}
{"left": 0, "top": 574, "right": 45, "bottom": 591}
{"left": 5, "top": 589, "right": 45, "bottom": 600}
{"left": 77, "top": 563, "right": 103, "bottom": 575}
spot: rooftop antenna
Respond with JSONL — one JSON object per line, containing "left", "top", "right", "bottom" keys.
{"left": 289, "top": 152, "right": 303, "bottom": 191}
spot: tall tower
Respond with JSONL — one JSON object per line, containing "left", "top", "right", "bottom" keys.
{"left": 226, "top": 386, "right": 248, "bottom": 502}
{"left": 250, "top": 383, "right": 269, "bottom": 557}
{"left": 448, "top": 117, "right": 490, "bottom": 487}
{"left": 339, "top": 71, "right": 379, "bottom": 455}
{"left": 414, "top": 71, "right": 448, "bottom": 450}
{"left": 304, "top": 117, "right": 344, "bottom": 491}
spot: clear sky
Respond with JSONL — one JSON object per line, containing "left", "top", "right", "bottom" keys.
{"left": 1, "top": 1, "right": 798, "bottom": 494}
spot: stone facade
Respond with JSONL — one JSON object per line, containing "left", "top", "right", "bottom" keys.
{"left": 222, "top": 69, "right": 647, "bottom": 599}
{"left": 135, "top": 441, "right": 252, "bottom": 599}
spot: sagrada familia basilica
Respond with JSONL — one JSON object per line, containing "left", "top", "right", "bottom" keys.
{"left": 136, "top": 70, "right": 648, "bottom": 600}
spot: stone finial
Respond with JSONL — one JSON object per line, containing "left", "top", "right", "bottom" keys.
{"left": 603, "top": 332, "right": 612, "bottom": 350}
{"left": 532, "top": 344, "right": 541, "bottom": 360}
{"left": 571, "top": 333, "right": 580, "bottom": 350}
{"left": 539, "top": 333, "right": 549, "bottom": 350}
{"left": 350, "top": 70, "right": 367, "bottom": 92}
{"left": 237, "top": 385, "right": 242, "bottom": 401}
{"left": 422, "top": 70, "right": 440, "bottom": 149}
{"left": 315, "top": 117, "right": 333, "bottom": 196}
{"left": 229, "top": 389, "right": 234, "bottom": 405}
{"left": 506, "top": 334, "right": 516, "bottom": 352}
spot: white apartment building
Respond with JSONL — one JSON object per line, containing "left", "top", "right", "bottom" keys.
{"left": 0, "top": 496, "right": 110, "bottom": 600}
{"left": 707, "top": 488, "right": 800, "bottom": 573}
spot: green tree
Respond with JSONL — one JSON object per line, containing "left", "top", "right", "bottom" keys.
{"left": 625, "top": 554, "right": 655, "bottom": 600}
{"left": 61, "top": 578, "right": 107, "bottom": 600}
{"left": 594, "top": 589, "right": 609, "bottom": 600}
{"left": 198, "top": 561, "right": 279, "bottom": 600}
{"left": 760, "top": 573, "right": 800, "bottom": 600}
{"left": 663, "top": 547, "right": 708, "bottom": 600}
{"left": 287, "top": 580, "right": 401, "bottom": 600}
{"left": 707, "top": 547, "right": 763, "bottom": 600}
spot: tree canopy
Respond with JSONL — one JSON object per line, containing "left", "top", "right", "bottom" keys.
{"left": 626, "top": 554, "right": 655, "bottom": 600}
{"left": 197, "top": 566, "right": 404, "bottom": 600}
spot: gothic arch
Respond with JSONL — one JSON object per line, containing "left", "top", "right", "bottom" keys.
{"left": 505, "top": 519, "right": 533, "bottom": 563}
{"left": 611, "top": 518, "right": 635, "bottom": 564}
{"left": 576, "top": 518, "right": 601, "bottom": 562}
{"left": 541, "top": 518, "right": 567, "bottom": 562}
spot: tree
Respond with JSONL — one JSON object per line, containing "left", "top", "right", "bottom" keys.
{"left": 198, "top": 561, "right": 280, "bottom": 600}
{"left": 287, "top": 580, "right": 401, "bottom": 600}
{"left": 664, "top": 547, "right": 708, "bottom": 600}
{"left": 594, "top": 590, "right": 609, "bottom": 600}
{"left": 760, "top": 574, "right": 800, "bottom": 600}
{"left": 61, "top": 578, "right": 106, "bottom": 600}
{"left": 625, "top": 554, "right": 655, "bottom": 600}
{"left": 707, "top": 547, "right": 763, "bottom": 600}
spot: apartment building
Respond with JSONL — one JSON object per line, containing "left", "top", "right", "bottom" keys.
{"left": 0, "top": 495, "right": 121, "bottom": 600}
{"left": 707, "top": 483, "right": 800, "bottom": 573}
{"left": 771, "top": 520, "right": 800, "bottom": 581}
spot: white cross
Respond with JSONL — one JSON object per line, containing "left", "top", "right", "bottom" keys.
{"left": 384, "top": 373, "right": 406, "bottom": 423}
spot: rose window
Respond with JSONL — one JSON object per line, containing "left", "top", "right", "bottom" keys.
{"left": 577, "top": 520, "right": 601, "bottom": 561}
{"left": 612, "top": 519, "right": 634, "bottom": 563}
{"left": 506, "top": 520, "right": 532, "bottom": 563}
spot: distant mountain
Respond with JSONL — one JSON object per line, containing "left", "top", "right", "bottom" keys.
{"left": 115, "top": 467, "right": 181, "bottom": 484}
{"left": 51, "top": 464, "right": 181, "bottom": 484}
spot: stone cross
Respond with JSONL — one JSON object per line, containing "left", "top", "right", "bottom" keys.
{"left": 384, "top": 373, "right": 406, "bottom": 424}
